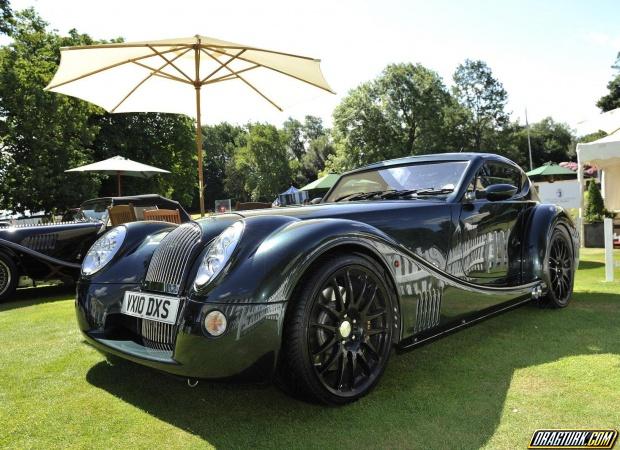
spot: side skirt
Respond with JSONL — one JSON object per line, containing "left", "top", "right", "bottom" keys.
{"left": 396, "top": 295, "right": 533, "bottom": 352}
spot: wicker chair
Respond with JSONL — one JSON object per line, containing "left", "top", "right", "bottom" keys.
{"left": 108, "top": 204, "right": 137, "bottom": 226}
{"left": 143, "top": 208, "right": 182, "bottom": 224}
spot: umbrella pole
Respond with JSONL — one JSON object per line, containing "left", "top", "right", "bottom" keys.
{"left": 195, "top": 43, "right": 205, "bottom": 218}
{"left": 117, "top": 171, "right": 122, "bottom": 196}
{"left": 195, "top": 88, "right": 205, "bottom": 217}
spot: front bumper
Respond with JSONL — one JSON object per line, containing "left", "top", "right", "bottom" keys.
{"left": 76, "top": 281, "right": 286, "bottom": 381}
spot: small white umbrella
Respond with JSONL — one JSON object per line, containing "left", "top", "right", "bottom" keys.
{"left": 65, "top": 155, "right": 170, "bottom": 196}
{"left": 45, "top": 35, "right": 334, "bottom": 215}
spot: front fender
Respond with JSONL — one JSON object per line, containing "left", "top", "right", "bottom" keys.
{"left": 189, "top": 216, "right": 397, "bottom": 305}
{"left": 82, "top": 221, "right": 177, "bottom": 284}
{"left": 522, "top": 204, "right": 579, "bottom": 285}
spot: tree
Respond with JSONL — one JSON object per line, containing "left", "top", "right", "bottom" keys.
{"left": 201, "top": 123, "right": 245, "bottom": 209}
{"left": 452, "top": 59, "right": 509, "bottom": 151}
{"left": 226, "top": 123, "right": 291, "bottom": 202}
{"left": 0, "top": 10, "right": 102, "bottom": 213}
{"left": 282, "top": 115, "right": 332, "bottom": 185}
{"left": 597, "top": 53, "right": 620, "bottom": 112}
{"left": 584, "top": 180, "right": 608, "bottom": 223}
{"left": 0, "top": 0, "right": 13, "bottom": 35}
{"left": 92, "top": 113, "right": 196, "bottom": 206}
{"left": 327, "top": 63, "right": 452, "bottom": 172}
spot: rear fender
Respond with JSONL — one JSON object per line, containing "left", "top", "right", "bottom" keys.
{"left": 522, "top": 204, "right": 579, "bottom": 286}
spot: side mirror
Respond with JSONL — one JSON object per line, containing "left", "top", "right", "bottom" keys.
{"left": 484, "top": 184, "right": 518, "bottom": 201}
{"left": 310, "top": 197, "right": 322, "bottom": 204}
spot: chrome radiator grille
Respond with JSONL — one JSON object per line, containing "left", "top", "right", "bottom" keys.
{"left": 144, "top": 222, "right": 201, "bottom": 294}
{"left": 140, "top": 319, "right": 177, "bottom": 351}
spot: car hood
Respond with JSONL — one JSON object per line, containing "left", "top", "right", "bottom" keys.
{"left": 0, "top": 220, "right": 102, "bottom": 244}
{"left": 194, "top": 199, "right": 448, "bottom": 243}
{"left": 233, "top": 200, "right": 446, "bottom": 221}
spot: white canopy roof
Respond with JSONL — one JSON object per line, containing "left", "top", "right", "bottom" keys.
{"left": 576, "top": 130, "right": 620, "bottom": 212}
{"left": 576, "top": 130, "right": 620, "bottom": 169}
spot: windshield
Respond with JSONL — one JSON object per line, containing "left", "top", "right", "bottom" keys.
{"left": 79, "top": 201, "right": 110, "bottom": 222}
{"left": 325, "top": 161, "right": 468, "bottom": 202}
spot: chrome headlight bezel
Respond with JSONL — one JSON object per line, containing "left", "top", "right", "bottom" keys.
{"left": 194, "top": 221, "right": 244, "bottom": 289}
{"left": 81, "top": 226, "right": 127, "bottom": 276}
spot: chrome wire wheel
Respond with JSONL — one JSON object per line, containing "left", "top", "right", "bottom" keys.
{"left": 0, "top": 258, "right": 11, "bottom": 297}
{"left": 307, "top": 264, "right": 392, "bottom": 399}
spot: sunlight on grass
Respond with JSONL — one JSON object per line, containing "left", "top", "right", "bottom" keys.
{"left": 0, "top": 249, "right": 618, "bottom": 449}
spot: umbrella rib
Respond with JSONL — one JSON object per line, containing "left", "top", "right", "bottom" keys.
{"left": 45, "top": 46, "right": 191, "bottom": 90}
{"left": 111, "top": 47, "right": 192, "bottom": 113}
{"left": 200, "top": 49, "right": 246, "bottom": 84}
{"left": 131, "top": 61, "right": 191, "bottom": 83}
{"left": 202, "top": 64, "right": 260, "bottom": 85}
{"left": 147, "top": 45, "right": 194, "bottom": 83}
{"left": 203, "top": 46, "right": 336, "bottom": 94}
{"left": 199, "top": 48, "right": 282, "bottom": 111}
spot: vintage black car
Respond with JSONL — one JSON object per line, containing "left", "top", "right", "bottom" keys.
{"left": 0, "top": 194, "right": 189, "bottom": 301}
{"left": 75, "top": 153, "right": 579, "bottom": 404}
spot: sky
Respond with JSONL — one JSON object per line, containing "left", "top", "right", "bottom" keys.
{"left": 4, "top": 0, "right": 620, "bottom": 133}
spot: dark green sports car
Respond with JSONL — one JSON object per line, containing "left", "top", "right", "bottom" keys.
{"left": 75, "top": 153, "right": 578, "bottom": 404}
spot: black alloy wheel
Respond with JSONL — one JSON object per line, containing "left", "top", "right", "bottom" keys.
{"left": 0, "top": 254, "right": 17, "bottom": 302}
{"left": 542, "top": 225, "right": 574, "bottom": 308}
{"left": 279, "top": 253, "right": 394, "bottom": 405}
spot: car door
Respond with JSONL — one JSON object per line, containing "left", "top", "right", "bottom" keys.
{"left": 458, "top": 161, "right": 527, "bottom": 286}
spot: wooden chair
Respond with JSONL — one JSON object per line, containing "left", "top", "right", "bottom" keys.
{"left": 143, "top": 208, "right": 182, "bottom": 224}
{"left": 108, "top": 204, "right": 136, "bottom": 226}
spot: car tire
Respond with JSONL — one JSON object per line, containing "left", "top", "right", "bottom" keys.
{"left": 540, "top": 225, "right": 574, "bottom": 308}
{"left": 0, "top": 254, "right": 18, "bottom": 302}
{"left": 278, "top": 253, "right": 394, "bottom": 405}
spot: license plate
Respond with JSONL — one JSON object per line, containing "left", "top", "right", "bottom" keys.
{"left": 121, "top": 291, "right": 180, "bottom": 324}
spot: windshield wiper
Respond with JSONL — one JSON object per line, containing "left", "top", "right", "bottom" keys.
{"left": 334, "top": 190, "right": 395, "bottom": 202}
{"left": 379, "top": 188, "right": 454, "bottom": 199}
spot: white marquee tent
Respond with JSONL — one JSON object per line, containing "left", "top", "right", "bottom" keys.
{"left": 576, "top": 130, "right": 620, "bottom": 216}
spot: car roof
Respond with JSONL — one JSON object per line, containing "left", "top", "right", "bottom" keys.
{"left": 345, "top": 152, "right": 522, "bottom": 175}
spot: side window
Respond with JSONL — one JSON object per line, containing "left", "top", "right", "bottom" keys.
{"left": 466, "top": 162, "right": 522, "bottom": 200}
{"left": 480, "top": 162, "right": 522, "bottom": 192}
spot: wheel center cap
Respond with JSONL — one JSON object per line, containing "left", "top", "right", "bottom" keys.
{"left": 339, "top": 320, "right": 352, "bottom": 338}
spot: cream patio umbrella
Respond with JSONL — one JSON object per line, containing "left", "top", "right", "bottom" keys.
{"left": 65, "top": 155, "right": 170, "bottom": 196}
{"left": 45, "top": 35, "right": 334, "bottom": 216}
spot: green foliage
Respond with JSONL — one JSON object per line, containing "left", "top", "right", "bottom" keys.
{"left": 0, "top": 0, "right": 13, "bottom": 35}
{"left": 0, "top": 9, "right": 102, "bottom": 213}
{"left": 226, "top": 123, "right": 291, "bottom": 202}
{"left": 584, "top": 180, "right": 611, "bottom": 223}
{"left": 0, "top": 10, "right": 196, "bottom": 213}
{"left": 327, "top": 63, "right": 453, "bottom": 172}
{"left": 597, "top": 52, "right": 620, "bottom": 113}
{"left": 92, "top": 113, "right": 196, "bottom": 206}
{"left": 452, "top": 59, "right": 509, "bottom": 151}
{"left": 201, "top": 123, "right": 246, "bottom": 208}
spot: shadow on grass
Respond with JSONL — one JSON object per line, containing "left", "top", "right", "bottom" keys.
{"left": 0, "top": 284, "right": 74, "bottom": 312}
{"left": 86, "top": 293, "right": 620, "bottom": 449}
{"left": 577, "top": 260, "right": 605, "bottom": 270}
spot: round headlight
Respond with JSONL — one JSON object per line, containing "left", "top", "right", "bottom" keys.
{"left": 194, "top": 221, "right": 244, "bottom": 288}
{"left": 82, "top": 226, "right": 126, "bottom": 275}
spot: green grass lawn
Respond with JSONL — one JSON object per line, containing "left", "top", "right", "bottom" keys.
{"left": 1, "top": 250, "right": 619, "bottom": 449}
